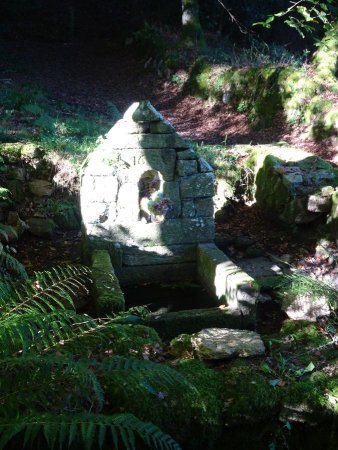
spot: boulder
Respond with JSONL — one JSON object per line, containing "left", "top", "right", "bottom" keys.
{"left": 28, "top": 180, "right": 54, "bottom": 197}
{"left": 191, "top": 328, "right": 265, "bottom": 359}
{"left": 282, "top": 294, "right": 331, "bottom": 321}
{"left": 27, "top": 217, "right": 56, "bottom": 238}
{"left": 254, "top": 152, "right": 338, "bottom": 225}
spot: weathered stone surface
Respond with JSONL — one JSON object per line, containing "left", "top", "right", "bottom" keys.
{"left": 307, "top": 186, "right": 334, "bottom": 213}
{"left": 145, "top": 307, "right": 254, "bottom": 341}
{"left": 195, "top": 197, "right": 214, "bottom": 217}
{"left": 182, "top": 200, "right": 196, "bottom": 218}
{"left": 191, "top": 328, "right": 265, "bottom": 360}
{"left": 116, "top": 262, "right": 196, "bottom": 286}
{"left": 81, "top": 174, "right": 118, "bottom": 203}
{"left": 326, "top": 190, "right": 338, "bottom": 233}
{"left": 28, "top": 179, "right": 54, "bottom": 197}
{"left": 176, "top": 148, "right": 198, "bottom": 160}
{"left": 254, "top": 153, "right": 338, "bottom": 225}
{"left": 27, "top": 217, "right": 56, "bottom": 238}
{"left": 282, "top": 294, "right": 331, "bottom": 321}
{"left": 107, "top": 217, "right": 215, "bottom": 246}
{"left": 20, "top": 143, "right": 42, "bottom": 159}
{"left": 116, "top": 183, "right": 139, "bottom": 221}
{"left": 91, "top": 249, "right": 125, "bottom": 314}
{"left": 150, "top": 121, "right": 175, "bottom": 134}
{"left": 163, "top": 181, "right": 181, "bottom": 218}
{"left": 198, "top": 158, "right": 213, "bottom": 173}
{"left": 176, "top": 160, "right": 198, "bottom": 176}
{"left": 6, "top": 167, "right": 25, "bottom": 181}
{"left": 236, "top": 257, "right": 283, "bottom": 278}
{"left": 197, "top": 244, "right": 258, "bottom": 315}
{"left": 81, "top": 101, "right": 215, "bottom": 277}
{"left": 123, "top": 101, "right": 164, "bottom": 123}
{"left": 82, "top": 202, "right": 109, "bottom": 224}
{"left": 137, "top": 148, "right": 176, "bottom": 181}
{"left": 180, "top": 173, "right": 215, "bottom": 198}
{"left": 122, "top": 244, "right": 196, "bottom": 266}
{"left": 110, "top": 119, "right": 150, "bottom": 135}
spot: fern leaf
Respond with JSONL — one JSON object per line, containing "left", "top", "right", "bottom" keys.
{"left": 0, "top": 413, "right": 182, "bottom": 450}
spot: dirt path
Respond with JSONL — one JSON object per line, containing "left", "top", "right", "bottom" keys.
{"left": 1, "top": 40, "right": 336, "bottom": 161}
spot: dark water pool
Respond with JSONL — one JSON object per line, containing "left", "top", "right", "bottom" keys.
{"left": 123, "top": 282, "right": 217, "bottom": 314}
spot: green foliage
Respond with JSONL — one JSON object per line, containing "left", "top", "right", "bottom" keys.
{"left": 254, "top": 0, "right": 337, "bottom": 38}
{"left": 0, "top": 82, "right": 114, "bottom": 164}
{"left": 0, "top": 264, "right": 183, "bottom": 450}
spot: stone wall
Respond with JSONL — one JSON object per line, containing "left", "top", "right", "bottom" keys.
{"left": 81, "top": 101, "right": 215, "bottom": 283}
{"left": 0, "top": 144, "right": 80, "bottom": 241}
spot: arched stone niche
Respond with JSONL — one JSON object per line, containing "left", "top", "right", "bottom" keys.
{"left": 138, "top": 170, "right": 162, "bottom": 223}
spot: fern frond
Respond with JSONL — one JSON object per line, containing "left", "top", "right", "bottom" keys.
{"left": 103, "top": 356, "right": 189, "bottom": 386}
{"left": 0, "top": 310, "right": 113, "bottom": 356}
{"left": 0, "top": 249, "right": 27, "bottom": 280}
{"left": 0, "top": 354, "right": 104, "bottom": 414}
{"left": 0, "top": 413, "right": 182, "bottom": 450}
{"left": 0, "top": 224, "right": 15, "bottom": 243}
{"left": 0, "top": 265, "right": 91, "bottom": 317}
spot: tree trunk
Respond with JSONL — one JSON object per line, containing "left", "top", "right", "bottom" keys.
{"left": 181, "top": 0, "right": 206, "bottom": 47}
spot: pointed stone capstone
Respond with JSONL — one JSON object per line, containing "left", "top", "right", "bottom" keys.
{"left": 123, "top": 101, "right": 164, "bottom": 123}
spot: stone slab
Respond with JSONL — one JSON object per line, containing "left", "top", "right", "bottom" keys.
{"left": 195, "top": 197, "right": 214, "bottom": 217}
{"left": 162, "top": 181, "right": 181, "bottom": 218}
{"left": 81, "top": 174, "right": 118, "bottom": 203}
{"left": 176, "top": 160, "right": 198, "bottom": 177}
{"left": 116, "top": 262, "right": 196, "bottom": 286}
{"left": 180, "top": 173, "right": 215, "bottom": 198}
{"left": 197, "top": 243, "right": 258, "bottom": 316}
{"left": 150, "top": 121, "right": 175, "bottom": 134}
{"left": 182, "top": 200, "right": 196, "bottom": 218}
{"left": 176, "top": 148, "right": 198, "bottom": 160}
{"left": 143, "top": 307, "right": 254, "bottom": 341}
{"left": 105, "top": 217, "right": 215, "bottom": 246}
{"left": 191, "top": 328, "right": 265, "bottom": 360}
{"left": 122, "top": 244, "right": 197, "bottom": 266}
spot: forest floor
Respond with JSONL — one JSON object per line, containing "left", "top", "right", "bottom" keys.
{"left": 1, "top": 40, "right": 337, "bottom": 161}
{"left": 1, "top": 40, "right": 337, "bottom": 277}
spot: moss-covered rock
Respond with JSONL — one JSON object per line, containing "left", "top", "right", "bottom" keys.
{"left": 104, "top": 359, "right": 224, "bottom": 449}
{"left": 169, "top": 333, "right": 193, "bottom": 358}
{"left": 106, "top": 323, "right": 162, "bottom": 357}
{"left": 281, "top": 320, "right": 326, "bottom": 346}
{"left": 253, "top": 150, "right": 338, "bottom": 225}
{"left": 222, "top": 361, "right": 282, "bottom": 424}
{"left": 91, "top": 249, "right": 125, "bottom": 314}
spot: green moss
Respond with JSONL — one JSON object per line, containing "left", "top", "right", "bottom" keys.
{"left": 285, "top": 372, "right": 338, "bottom": 414}
{"left": 222, "top": 361, "right": 282, "bottom": 423}
{"left": 104, "top": 359, "right": 224, "bottom": 449}
{"left": 91, "top": 249, "right": 125, "bottom": 314}
{"left": 313, "top": 23, "right": 338, "bottom": 81}
{"left": 186, "top": 57, "right": 232, "bottom": 100}
{"left": 169, "top": 333, "right": 193, "bottom": 358}
{"left": 281, "top": 320, "right": 326, "bottom": 346}
{"left": 107, "top": 324, "right": 162, "bottom": 356}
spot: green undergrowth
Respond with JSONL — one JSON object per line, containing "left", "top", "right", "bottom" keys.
{"left": 185, "top": 44, "right": 337, "bottom": 137}
{"left": 0, "top": 82, "right": 119, "bottom": 167}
